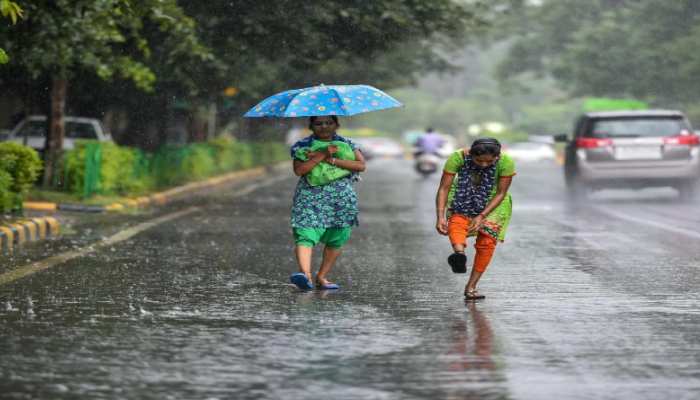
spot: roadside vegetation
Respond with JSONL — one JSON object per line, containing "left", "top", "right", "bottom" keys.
{"left": 0, "top": 142, "right": 41, "bottom": 212}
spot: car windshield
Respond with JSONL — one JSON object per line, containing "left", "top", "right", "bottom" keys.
{"left": 588, "top": 117, "right": 688, "bottom": 138}
{"left": 66, "top": 122, "right": 98, "bottom": 139}
{"left": 16, "top": 120, "right": 98, "bottom": 139}
{"left": 17, "top": 121, "right": 46, "bottom": 137}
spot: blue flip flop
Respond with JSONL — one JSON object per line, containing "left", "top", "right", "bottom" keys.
{"left": 290, "top": 272, "right": 314, "bottom": 291}
{"left": 317, "top": 282, "right": 340, "bottom": 290}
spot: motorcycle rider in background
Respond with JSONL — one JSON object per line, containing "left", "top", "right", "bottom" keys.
{"left": 414, "top": 127, "right": 445, "bottom": 177}
{"left": 415, "top": 127, "right": 445, "bottom": 157}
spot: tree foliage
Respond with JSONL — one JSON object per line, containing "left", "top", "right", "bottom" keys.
{"left": 1, "top": 1, "right": 508, "bottom": 149}
{"left": 0, "top": 0, "right": 22, "bottom": 64}
{"left": 177, "top": 0, "right": 492, "bottom": 116}
{"left": 498, "top": 0, "right": 700, "bottom": 106}
{"left": 2, "top": 0, "right": 209, "bottom": 88}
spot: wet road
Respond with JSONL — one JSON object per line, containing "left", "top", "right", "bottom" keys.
{"left": 1, "top": 159, "right": 699, "bottom": 399}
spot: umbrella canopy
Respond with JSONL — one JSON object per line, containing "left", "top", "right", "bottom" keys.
{"left": 243, "top": 84, "right": 402, "bottom": 118}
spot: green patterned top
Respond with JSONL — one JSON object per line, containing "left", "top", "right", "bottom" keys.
{"left": 443, "top": 151, "right": 516, "bottom": 241}
{"left": 289, "top": 134, "right": 359, "bottom": 228}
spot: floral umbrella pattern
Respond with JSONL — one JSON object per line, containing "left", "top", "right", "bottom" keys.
{"left": 243, "top": 84, "right": 402, "bottom": 117}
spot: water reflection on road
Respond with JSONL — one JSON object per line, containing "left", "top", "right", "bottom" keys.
{"left": 443, "top": 302, "right": 508, "bottom": 400}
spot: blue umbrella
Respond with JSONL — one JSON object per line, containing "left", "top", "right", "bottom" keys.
{"left": 243, "top": 84, "right": 402, "bottom": 117}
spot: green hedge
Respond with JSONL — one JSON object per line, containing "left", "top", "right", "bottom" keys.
{"left": 62, "top": 136, "right": 288, "bottom": 198}
{"left": 0, "top": 142, "right": 42, "bottom": 212}
{"left": 64, "top": 141, "right": 153, "bottom": 197}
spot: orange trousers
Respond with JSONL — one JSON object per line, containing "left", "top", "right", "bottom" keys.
{"left": 447, "top": 214, "right": 498, "bottom": 273}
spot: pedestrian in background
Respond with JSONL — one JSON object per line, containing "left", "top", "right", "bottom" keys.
{"left": 288, "top": 115, "right": 366, "bottom": 291}
{"left": 434, "top": 138, "right": 515, "bottom": 300}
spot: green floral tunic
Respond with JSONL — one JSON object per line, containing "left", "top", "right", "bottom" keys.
{"left": 444, "top": 151, "right": 516, "bottom": 242}
{"left": 289, "top": 134, "right": 359, "bottom": 228}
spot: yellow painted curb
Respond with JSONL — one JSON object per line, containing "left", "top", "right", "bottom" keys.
{"left": 105, "top": 203, "right": 125, "bottom": 211}
{"left": 0, "top": 217, "right": 61, "bottom": 253}
{"left": 123, "top": 199, "right": 140, "bottom": 207}
{"left": 0, "top": 226, "right": 14, "bottom": 253}
{"left": 24, "top": 201, "right": 58, "bottom": 211}
{"left": 150, "top": 193, "right": 167, "bottom": 205}
{"left": 45, "top": 217, "right": 60, "bottom": 236}
{"left": 8, "top": 224, "right": 26, "bottom": 245}
{"left": 23, "top": 220, "right": 38, "bottom": 241}
{"left": 109, "top": 165, "right": 271, "bottom": 211}
{"left": 32, "top": 218, "right": 47, "bottom": 239}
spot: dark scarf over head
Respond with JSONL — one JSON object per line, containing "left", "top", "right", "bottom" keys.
{"left": 451, "top": 155, "right": 497, "bottom": 217}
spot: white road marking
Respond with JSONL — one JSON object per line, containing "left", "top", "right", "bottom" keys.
{"left": 593, "top": 205, "right": 700, "bottom": 241}
{"left": 0, "top": 207, "right": 199, "bottom": 286}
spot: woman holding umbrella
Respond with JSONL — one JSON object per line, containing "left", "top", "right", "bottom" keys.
{"left": 244, "top": 84, "right": 401, "bottom": 290}
{"left": 288, "top": 115, "right": 366, "bottom": 290}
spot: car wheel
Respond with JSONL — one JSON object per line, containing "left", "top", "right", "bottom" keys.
{"left": 677, "top": 180, "right": 699, "bottom": 202}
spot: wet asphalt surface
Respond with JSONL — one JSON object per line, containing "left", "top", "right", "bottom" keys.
{"left": 1, "top": 159, "right": 699, "bottom": 400}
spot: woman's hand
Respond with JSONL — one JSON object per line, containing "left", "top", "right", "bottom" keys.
{"left": 306, "top": 150, "right": 326, "bottom": 161}
{"left": 468, "top": 214, "right": 484, "bottom": 234}
{"left": 293, "top": 150, "right": 328, "bottom": 176}
{"left": 435, "top": 172, "right": 455, "bottom": 235}
{"left": 306, "top": 145, "right": 337, "bottom": 162}
{"left": 436, "top": 216, "right": 449, "bottom": 235}
{"left": 328, "top": 148, "right": 366, "bottom": 172}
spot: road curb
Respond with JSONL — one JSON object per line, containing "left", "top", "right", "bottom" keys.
{"left": 23, "top": 165, "right": 276, "bottom": 213}
{"left": 0, "top": 217, "right": 60, "bottom": 254}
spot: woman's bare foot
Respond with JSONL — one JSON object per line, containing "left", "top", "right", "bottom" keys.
{"left": 315, "top": 277, "right": 340, "bottom": 290}
{"left": 316, "top": 277, "right": 332, "bottom": 286}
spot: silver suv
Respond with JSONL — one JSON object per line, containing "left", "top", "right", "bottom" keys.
{"left": 555, "top": 110, "right": 700, "bottom": 200}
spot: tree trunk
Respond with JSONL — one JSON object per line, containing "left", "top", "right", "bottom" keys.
{"left": 238, "top": 116, "right": 250, "bottom": 140}
{"left": 154, "top": 95, "right": 169, "bottom": 149}
{"left": 42, "top": 76, "right": 68, "bottom": 188}
{"left": 207, "top": 100, "right": 217, "bottom": 140}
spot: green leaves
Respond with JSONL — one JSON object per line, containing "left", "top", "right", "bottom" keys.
{"left": 0, "top": 142, "right": 42, "bottom": 212}
{"left": 2, "top": 0, "right": 207, "bottom": 90}
{"left": 0, "top": 0, "right": 22, "bottom": 24}
{"left": 0, "top": 0, "right": 22, "bottom": 64}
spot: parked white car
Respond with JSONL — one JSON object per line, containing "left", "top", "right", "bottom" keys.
{"left": 6, "top": 115, "right": 113, "bottom": 152}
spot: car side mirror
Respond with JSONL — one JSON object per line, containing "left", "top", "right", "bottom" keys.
{"left": 553, "top": 134, "right": 569, "bottom": 143}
